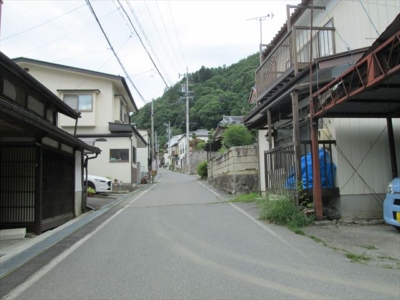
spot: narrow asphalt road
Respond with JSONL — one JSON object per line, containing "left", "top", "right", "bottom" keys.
{"left": 3, "top": 169, "right": 400, "bottom": 299}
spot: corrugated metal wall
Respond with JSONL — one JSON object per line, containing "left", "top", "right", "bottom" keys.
{"left": 334, "top": 118, "right": 400, "bottom": 195}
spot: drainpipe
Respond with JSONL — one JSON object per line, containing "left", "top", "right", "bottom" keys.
{"left": 387, "top": 118, "right": 398, "bottom": 178}
{"left": 84, "top": 152, "right": 99, "bottom": 210}
{"left": 74, "top": 112, "right": 81, "bottom": 137}
{"left": 130, "top": 135, "right": 133, "bottom": 190}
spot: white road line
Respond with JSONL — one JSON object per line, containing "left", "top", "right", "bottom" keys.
{"left": 229, "top": 203, "right": 298, "bottom": 250}
{"left": 197, "top": 181, "right": 226, "bottom": 199}
{"left": 3, "top": 188, "right": 150, "bottom": 300}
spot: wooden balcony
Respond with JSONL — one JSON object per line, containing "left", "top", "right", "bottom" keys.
{"left": 256, "top": 26, "right": 335, "bottom": 103}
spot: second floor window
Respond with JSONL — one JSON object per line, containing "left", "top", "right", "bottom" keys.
{"left": 120, "top": 103, "right": 129, "bottom": 124}
{"left": 64, "top": 94, "right": 93, "bottom": 112}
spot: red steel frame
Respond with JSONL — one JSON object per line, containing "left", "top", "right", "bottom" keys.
{"left": 310, "top": 30, "right": 400, "bottom": 220}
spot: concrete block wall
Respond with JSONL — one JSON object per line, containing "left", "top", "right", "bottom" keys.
{"left": 207, "top": 145, "right": 259, "bottom": 195}
{"left": 208, "top": 145, "right": 258, "bottom": 177}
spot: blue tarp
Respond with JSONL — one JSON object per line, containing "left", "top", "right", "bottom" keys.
{"left": 286, "top": 148, "right": 336, "bottom": 189}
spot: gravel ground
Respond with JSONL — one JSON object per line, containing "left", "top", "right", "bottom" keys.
{"left": 301, "top": 219, "right": 400, "bottom": 270}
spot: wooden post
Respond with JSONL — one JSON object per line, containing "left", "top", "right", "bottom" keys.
{"left": 34, "top": 145, "right": 42, "bottom": 235}
{"left": 311, "top": 121, "right": 323, "bottom": 220}
{"left": 267, "top": 110, "right": 273, "bottom": 189}
{"left": 291, "top": 92, "right": 301, "bottom": 203}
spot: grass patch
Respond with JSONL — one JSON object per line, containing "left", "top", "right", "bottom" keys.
{"left": 346, "top": 253, "right": 371, "bottom": 263}
{"left": 230, "top": 192, "right": 314, "bottom": 233}
{"left": 308, "top": 235, "right": 328, "bottom": 246}
{"left": 259, "top": 194, "right": 314, "bottom": 230}
{"left": 377, "top": 255, "right": 397, "bottom": 261}
{"left": 360, "top": 244, "right": 377, "bottom": 250}
{"left": 289, "top": 226, "right": 305, "bottom": 235}
{"left": 230, "top": 192, "right": 259, "bottom": 203}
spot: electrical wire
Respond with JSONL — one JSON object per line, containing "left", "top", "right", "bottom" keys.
{"left": 143, "top": 1, "right": 177, "bottom": 84}
{"left": 1, "top": 3, "right": 87, "bottom": 41}
{"left": 17, "top": 8, "right": 120, "bottom": 57}
{"left": 322, "top": 119, "right": 386, "bottom": 206}
{"left": 85, "top": 0, "right": 146, "bottom": 104}
{"left": 125, "top": 1, "right": 173, "bottom": 86}
{"left": 116, "top": 0, "right": 170, "bottom": 89}
{"left": 154, "top": 1, "right": 183, "bottom": 73}
{"left": 320, "top": 0, "right": 353, "bottom": 57}
{"left": 167, "top": 2, "right": 188, "bottom": 68}
{"left": 358, "top": 0, "right": 380, "bottom": 36}
{"left": 57, "top": 48, "right": 110, "bottom": 62}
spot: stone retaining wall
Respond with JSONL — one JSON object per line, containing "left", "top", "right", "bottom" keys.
{"left": 207, "top": 145, "right": 259, "bottom": 195}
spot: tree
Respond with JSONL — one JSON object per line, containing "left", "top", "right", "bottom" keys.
{"left": 222, "top": 125, "right": 254, "bottom": 148}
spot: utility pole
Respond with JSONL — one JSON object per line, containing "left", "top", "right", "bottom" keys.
{"left": 179, "top": 68, "right": 190, "bottom": 174}
{"left": 247, "top": 13, "right": 274, "bottom": 63}
{"left": 164, "top": 121, "right": 171, "bottom": 163}
{"left": 151, "top": 99, "right": 155, "bottom": 183}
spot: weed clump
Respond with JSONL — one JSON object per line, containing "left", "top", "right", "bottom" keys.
{"left": 197, "top": 161, "right": 208, "bottom": 179}
{"left": 259, "top": 194, "right": 314, "bottom": 230}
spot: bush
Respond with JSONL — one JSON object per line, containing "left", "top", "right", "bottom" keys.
{"left": 222, "top": 125, "right": 254, "bottom": 149}
{"left": 197, "top": 161, "right": 208, "bottom": 179}
{"left": 194, "top": 141, "right": 206, "bottom": 151}
{"left": 259, "top": 195, "right": 314, "bottom": 229}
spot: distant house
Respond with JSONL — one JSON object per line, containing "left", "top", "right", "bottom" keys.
{"left": 244, "top": 0, "right": 400, "bottom": 219}
{"left": 164, "top": 134, "right": 182, "bottom": 168}
{"left": 0, "top": 52, "right": 99, "bottom": 234}
{"left": 214, "top": 116, "right": 243, "bottom": 143}
{"left": 165, "top": 129, "right": 209, "bottom": 173}
{"left": 13, "top": 58, "right": 148, "bottom": 191}
{"left": 191, "top": 128, "right": 209, "bottom": 142}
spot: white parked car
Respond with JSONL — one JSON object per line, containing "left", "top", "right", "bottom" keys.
{"left": 85, "top": 175, "right": 112, "bottom": 194}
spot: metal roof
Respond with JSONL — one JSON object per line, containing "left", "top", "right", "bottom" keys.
{"left": 12, "top": 57, "right": 138, "bottom": 112}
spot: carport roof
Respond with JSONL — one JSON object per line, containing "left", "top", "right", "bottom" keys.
{"left": 312, "top": 15, "right": 400, "bottom": 119}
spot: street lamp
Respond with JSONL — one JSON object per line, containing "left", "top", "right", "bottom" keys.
{"left": 93, "top": 138, "right": 107, "bottom": 147}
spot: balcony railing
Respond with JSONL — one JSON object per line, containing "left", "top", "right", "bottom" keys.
{"left": 264, "top": 140, "right": 336, "bottom": 192}
{"left": 255, "top": 26, "right": 335, "bottom": 101}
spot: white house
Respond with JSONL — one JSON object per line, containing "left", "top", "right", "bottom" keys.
{"left": 244, "top": 0, "right": 400, "bottom": 219}
{"left": 13, "top": 58, "right": 148, "bottom": 190}
{"left": 177, "top": 135, "right": 187, "bottom": 170}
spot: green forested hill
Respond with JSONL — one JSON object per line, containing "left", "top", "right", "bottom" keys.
{"left": 131, "top": 53, "right": 258, "bottom": 146}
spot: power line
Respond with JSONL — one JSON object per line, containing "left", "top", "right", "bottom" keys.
{"left": 17, "top": 8, "right": 120, "bottom": 57}
{"left": 126, "top": 1, "right": 170, "bottom": 85}
{"left": 85, "top": 0, "right": 146, "bottom": 105}
{"left": 1, "top": 3, "right": 87, "bottom": 41}
{"left": 358, "top": 0, "right": 380, "bottom": 36}
{"left": 322, "top": 120, "right": 385, "bottom": 206}
{"left": 144, "top": 1, "right": 177, "bottom": 84}
{"left": 117, "top": 0, "right": 170, "bottom": 89}
{"left": 167, "top": 2, "right": 187, "bottom": 68}
{"left": 155, "top": 1, "right": 183, "bottom": 73}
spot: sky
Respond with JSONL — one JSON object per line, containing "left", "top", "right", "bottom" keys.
{"left": 0, "top": 0, "right": 300, "bottom": 108}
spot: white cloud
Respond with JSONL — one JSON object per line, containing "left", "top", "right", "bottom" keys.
{"left": 1, "top": 0, "right": 300, "bottom": 107}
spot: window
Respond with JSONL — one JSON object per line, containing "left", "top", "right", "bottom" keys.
{"left": 110, "top": 149, "right": 129, "bottom": 162}
{"left": 120, "top": 103, "right": 129, "bottom": 124}
{"left": 64, "top": 94, "right": 93, "bottom": 112}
